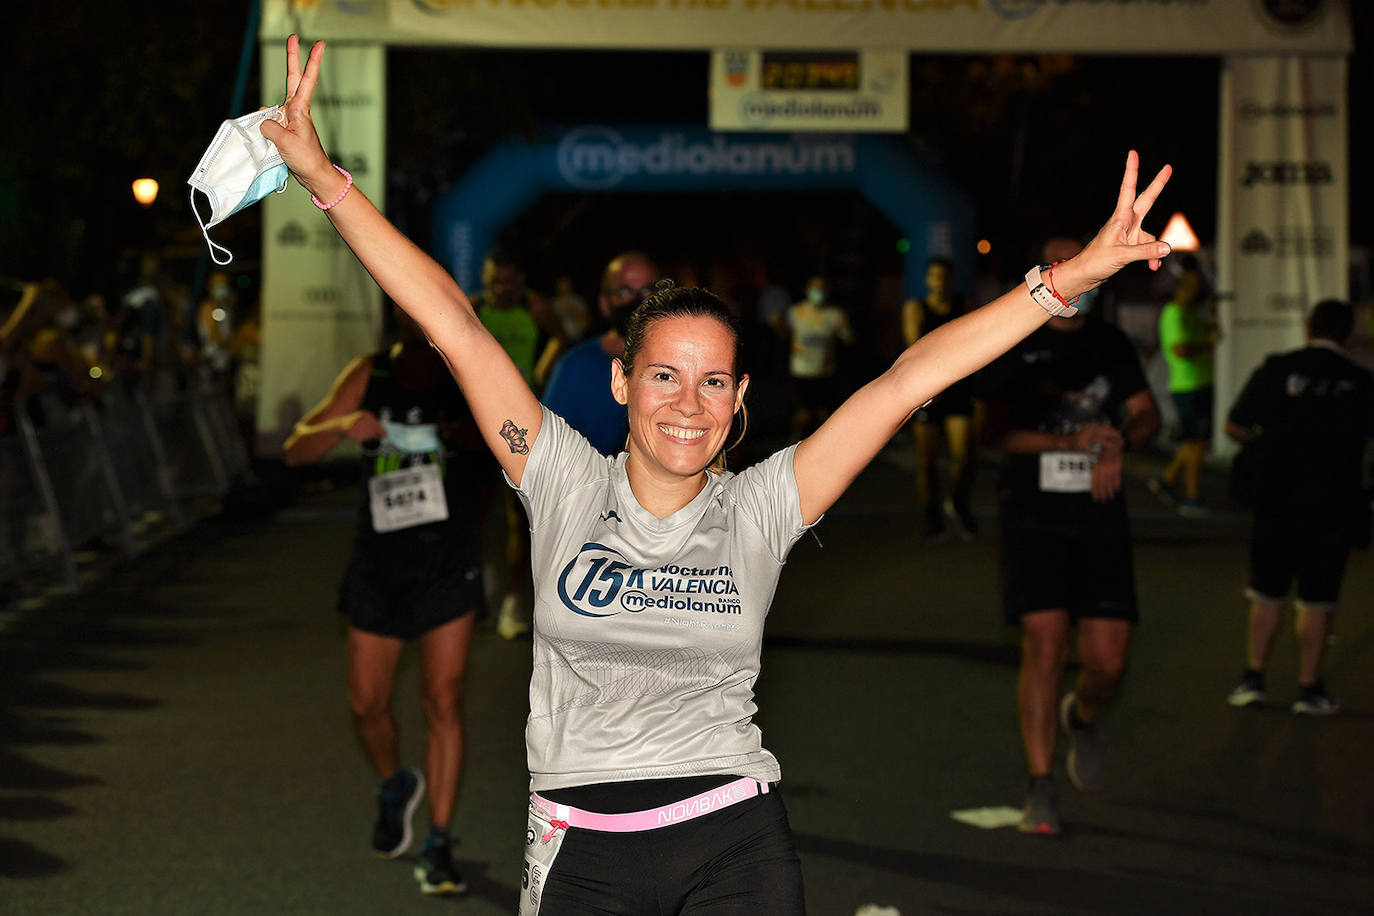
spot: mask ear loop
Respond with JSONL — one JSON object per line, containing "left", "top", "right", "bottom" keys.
{"left": 190, "top": 189, "right": 234, "bottom": 266}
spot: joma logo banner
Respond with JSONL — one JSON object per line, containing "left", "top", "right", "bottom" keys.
{"left": 1241, "top": 161, "right": 1334, "bottom": 188}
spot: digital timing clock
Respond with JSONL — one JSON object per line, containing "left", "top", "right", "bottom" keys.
{"left": 760, "top": 52, "right": 861, "bottom": 91}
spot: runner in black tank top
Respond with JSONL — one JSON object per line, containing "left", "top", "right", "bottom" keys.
{"left": 284, "top": 308, "right": 484, "bottom": 897}
{"left": 902, "top": 257, "right": 978, "bottom": 541}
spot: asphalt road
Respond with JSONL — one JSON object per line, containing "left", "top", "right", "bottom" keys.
{"left": 3, "top": 446, "right": 1371, "bottom": 914}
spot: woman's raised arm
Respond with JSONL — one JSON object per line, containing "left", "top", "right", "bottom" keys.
{"left": 792, "top": 151, "right": 1173, "bottom": 525}
{"left": 260, "top": 35, "right": 542, "bottom": 484}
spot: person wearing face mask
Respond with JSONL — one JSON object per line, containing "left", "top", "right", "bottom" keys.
{"left": 261, "top": 35, "right": 1172, "bottom": 911}
{"left": 978, "top": 237, "right": 1160, "bottom": 836}
{"left": 542, "top": 251, "right": 659, "bottom": 457}
{"left": 283, "top": 304, "right": 485, "bottom": 898}
{"left": 6, "top": 278, "right": 105, "bottom": 420}
{"left": 777, "top": 275, "right": 854, "bottom": 440}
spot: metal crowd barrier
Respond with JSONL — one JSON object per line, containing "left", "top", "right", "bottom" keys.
{"left": 0, "top": 368, "right": 251, "bottom": 593}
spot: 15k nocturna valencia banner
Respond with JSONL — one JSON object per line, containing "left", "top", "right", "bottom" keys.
{"left": 1213, "top": 54, "right": 1348, "bottom": 455}
{"left": 261, "top": 0, "right": 1352, "bottom": 54}
{"left": 257, "top": 43, "right": 386, "bottom": 456}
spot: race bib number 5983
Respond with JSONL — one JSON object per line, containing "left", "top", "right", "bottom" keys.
{"left": 1039, "top": 451, "right": 1094, "bottom": 493}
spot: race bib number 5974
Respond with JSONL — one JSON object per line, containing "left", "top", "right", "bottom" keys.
{"left": 368, "top": 464, "right": 449, "bottom": 532}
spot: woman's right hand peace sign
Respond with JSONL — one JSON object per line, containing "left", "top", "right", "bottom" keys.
{"left": 1064, "top": 151, "right": 1174, "bottom": 294}
{"left": 259, "top": 35, "right": 336, "bottom": 200}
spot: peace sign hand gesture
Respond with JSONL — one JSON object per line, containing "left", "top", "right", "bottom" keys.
{"left": 1058, "top": 151, "right": 1174, "bottom": 298}
{"left": 259, "top": 35, "right": 338, "bottom": 201}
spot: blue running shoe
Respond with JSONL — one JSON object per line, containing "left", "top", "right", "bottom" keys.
{"left": 372, "top": 767, "right": 425, "bottom": 858}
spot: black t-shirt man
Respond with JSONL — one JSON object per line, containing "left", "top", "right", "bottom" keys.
{"left": 981, "top": 317, "right": 1152, "bottom": 536}
{"left": 1228, "top": 341, "right": 1374, "bottom": 513}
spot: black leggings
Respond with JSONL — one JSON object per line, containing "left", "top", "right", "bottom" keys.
{"left": 537, "top": 777, "right": 805, "bottom": 915}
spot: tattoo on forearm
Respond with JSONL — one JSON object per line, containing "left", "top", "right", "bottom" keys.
{"left": 499, "top": 419, "right": 530, "bottom": 455}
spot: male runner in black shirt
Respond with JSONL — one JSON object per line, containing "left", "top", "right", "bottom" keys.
{"left": 981, "top": 237, "right": 1160, "bottom": 835}
{"left": 1224, "top": 299, "right": 1374, "bottom": 715}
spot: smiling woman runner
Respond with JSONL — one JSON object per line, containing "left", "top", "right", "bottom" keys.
{"left": 261, "top": 34, "right": 1172, "bottom": 914}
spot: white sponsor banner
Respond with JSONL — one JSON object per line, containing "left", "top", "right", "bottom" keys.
{"left": 261, "top": 0, "right": 1352, "bottom": 54}
{"left": 257, "top": 44, "right": 386, "bottom": 455}
{"left": 1213, "top": 54, "right": 1347, "bottom": 453}
{"left": 710, "top": 49, "right": 907, "bottom": 132}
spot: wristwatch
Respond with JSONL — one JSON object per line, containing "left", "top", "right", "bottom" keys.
{"left": 1025, "top": 265, "right": 1078, "bottom": 318}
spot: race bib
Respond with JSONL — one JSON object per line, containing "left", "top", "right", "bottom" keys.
{"left": 520, "top": 803, "right": 567, "bottom": 916}
{"left": 1039, "top": 451, "right": 1094, "bottom": 493}
{"left": 367, "top": 463, "right": 448, "bottom": 533}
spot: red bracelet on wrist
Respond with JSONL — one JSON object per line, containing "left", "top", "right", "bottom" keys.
{"left": 310, "top": 164, "right": 353, "bottom": 211}
{"left": 1047, "top": 261, "right": 1081, "bottom": 309}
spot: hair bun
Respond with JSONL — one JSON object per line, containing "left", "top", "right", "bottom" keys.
{"left": 654, "top": 278, "right": 676, "bottom": 292}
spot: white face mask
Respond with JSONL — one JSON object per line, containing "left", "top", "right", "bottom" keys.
{"left": 187, "top": 106, "right": 289, "bottom": 266}
{"left": 381, "top": 420, "right": 442, "bottom": 455}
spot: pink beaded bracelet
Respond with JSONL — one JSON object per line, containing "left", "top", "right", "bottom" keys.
{"left": 311, "top": 164, "right": 353, "bottom": 211}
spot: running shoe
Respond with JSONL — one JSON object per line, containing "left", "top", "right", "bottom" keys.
{"left": 944, "top": 497, "right": 978, "bottom": 541}
{"left": 1060, "top": 692, "right": 1103, "bottom": 791}
{"left": 372, "top": 767, "right": 425, "bottom": 858}
{"left": 1292, "top": 684, "right": 1340, "bottom": 717}
{"left": 1227, "top": 672, "right": 1266, "bottom": 708}
{"left": 1176, "top": 498, "right": 1209, "bottom": 518}
{"left": 1145, "top": 475, "right": 1177, "bottom": 508}
{"left": 1019, "top": 776, "right": 1061, "bottom": 835}
{"left": 497, "top": 594, "right": 531, "bottom": 640}
{"left": 414, "top": 842, "right": 467, "bottom": 896}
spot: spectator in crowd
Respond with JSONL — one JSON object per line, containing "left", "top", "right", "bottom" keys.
{"left": 549, "top": 274, "right": 591, "bottom": 345}
{"left": 1224, "top": 299, "right": 1374, "bottom": 716}
{"left": 777, "top": 275, "right": 854, "bottom": 440}
{"left": 229, "top": 296, "right": 262, "bottom": 452}
{"left": 1150, "top": 257, "right": 1218, "bottom": 516}
{"left": 980, "top": 237, "right": 1160, "bottom": 836}
{"left": 543, "top": 251, "right": 659, "bottom": 457}
{"left": 471, "top": 247, "right": 563, "bottom": 388}
{"left": 117, "top": 255, "right": 170, "bottom": 377}
{"left": 0, "top": 278, "right": 36, "bottom": 435}
{"left": 903, "top": 257, "right": 978, "bottom": 541}
{"left": 197, "top": 271, "right": 237, "bottom": 380}
{"left": 471, "top": 248, "right": 549, "bottom": 640}
{"left": 1, "top": 278, "right": 105, "bottom": 422}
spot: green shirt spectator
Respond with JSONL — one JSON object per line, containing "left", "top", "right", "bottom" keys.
{"left": 1158, "top": 299, "right": 1214, "bottom": 393}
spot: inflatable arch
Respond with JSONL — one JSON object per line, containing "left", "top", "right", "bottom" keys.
{"left": 431, "top": 125, "right": 973, "bottom": 301}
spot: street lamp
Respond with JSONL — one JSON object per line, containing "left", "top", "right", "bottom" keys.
{"left": 132, "top": 178, "right": 159, "bottom": 207}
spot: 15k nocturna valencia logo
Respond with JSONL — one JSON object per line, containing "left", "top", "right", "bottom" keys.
{"left": 556, "top": 543, "right": 742, "bottom": 619}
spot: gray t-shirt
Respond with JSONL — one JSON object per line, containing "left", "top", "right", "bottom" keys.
{"left": 511, "top": 407, "right": 812, "bottom": 791}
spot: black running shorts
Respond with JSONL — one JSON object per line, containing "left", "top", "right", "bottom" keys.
{"left": 913, "top": 379, "right": 975, "bottom": 424}
{"left": 337, "top": 529, "right": 484, "bottom": 640}
{"left": 1001, "top": 524, "right": 1139, "bottom": 624}
{"left": 1249, "top": 504, "right": 1352, "bottom": 608}
{"left": 533, "top": 776, "right": 805, "bottom": 915}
